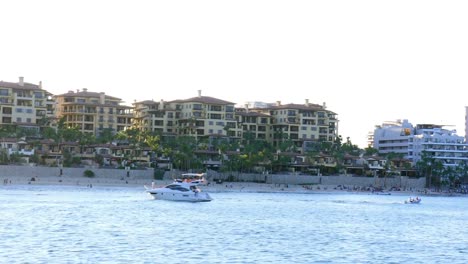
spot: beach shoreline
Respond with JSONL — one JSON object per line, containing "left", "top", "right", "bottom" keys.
{"left": 2, "top": 173, "right": 462, "bottom": 197}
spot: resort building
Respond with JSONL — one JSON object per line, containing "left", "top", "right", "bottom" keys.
{"left": 235, "top": 106, "right": 271, "bottom": 141}
{"left": 371, "top": 119, "right": 468, "bottom": 167}
{"left": 133, "top": 90, "right": 241, "bottom": 142}
{"left": 133, "top": 94, "right": 339, "bottom": 152}
{"left": 54, "top": 88, "right": 133, "bottom": 137}
{"left": 0, "top": 77, "right": 54, "bottom": 133}
{"left": 173, "top": 91, "right": 239, "bottom": 140}
{"left": 366, "top": 131, "right": 374, "bottom": 148}
{"left": 249, "top": 100, "right": 338, "bottom": 150}
{"left": 0, "top": 76, "right": 339, "bottom": 152}
{"left": 372, "top": 119, "right": 413, "bottom": 156}
{"left": 132, "top": 99, "right": 179, "bottom": 137}
{"left": 132, "top": 100, "right": 166, "bottom": 132}
{"left": 408, "top": 124, "right": 468, "bottom": 168}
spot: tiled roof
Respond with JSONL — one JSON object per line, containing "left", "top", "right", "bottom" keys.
{"left": 55, "top": 90, "right": 120, "bottom": 100}
{"left": 269, "top": 103, "right": 322, "bottom": 110}
{"left": 0, "top": 138, "right": 17, "bottom": 143}
{"left": 170, "top": 96, "right": 234, "bottom": 105}
{"left": 0, "top": 81, "right": 41, "bottom": 90}
{"left": 264, "top": 103, "right": 337, "bottom": 115}
{"left": 133, "top": 100, "right": 158, "bottom": 105}
{"left": 60, "top": 141, "right": 79, "bottom": 146}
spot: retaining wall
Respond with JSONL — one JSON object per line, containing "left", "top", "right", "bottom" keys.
{"left": 0, "top": 165, "right": 154, "bottom": 181}
{"left": 1, "top": 165, "right": 426, "bottom": 190}
{"left": 204, "top": 171, "right": 426, "bottom": 190}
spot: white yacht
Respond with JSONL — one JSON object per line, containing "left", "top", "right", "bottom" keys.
{"left": 144, "top": 173, "right": 212, "bottom": 202}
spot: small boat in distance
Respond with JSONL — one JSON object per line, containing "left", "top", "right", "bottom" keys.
{"left": 144, "top": 173, "right": 212, "bottom": 202}
{"left": 404, "top": 197, "right": 421, "bottom": 204}
{"left": 372, "top": 191, "right": 392, "bottom": 195}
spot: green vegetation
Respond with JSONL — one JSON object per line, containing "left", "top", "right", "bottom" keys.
{"left": 3, "top": 121, "right": 468, "bottom": 188}
{"left": 153, "top": 169, "right": 165, "bottom": 180}
{"left": 83, "top": 170, "right": 95, "bottom": 177}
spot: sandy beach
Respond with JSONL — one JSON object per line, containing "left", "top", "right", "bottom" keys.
{"left": 1, "top": 173, "right": 445, "bottom": 197}
{"left": 0, "top": 172, "right": 371, "bottom": 193}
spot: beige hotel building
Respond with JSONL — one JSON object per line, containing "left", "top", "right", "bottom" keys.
{"left": 1, "top": 77, "right": 338, "bottom": 149}
{"left": 54, "top": 88, "right": 133, "bottom": 136}
{"left": 0, "top": 77, "right": 54, "bottom": 131}
{"left": 132, "top": 90, "right": 240, "bottom": 140}
{"left": 133, "top": 91, "right": 338, "bottom": 150}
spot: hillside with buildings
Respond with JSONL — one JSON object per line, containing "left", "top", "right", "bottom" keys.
{"left": 1, "top": 77, "right": 468, "bottom": 191}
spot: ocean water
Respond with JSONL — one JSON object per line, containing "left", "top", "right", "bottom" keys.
{"left": 0, "top": 185, "right": 467, "bottom": 264}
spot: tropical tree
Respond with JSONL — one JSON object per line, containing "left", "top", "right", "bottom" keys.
{"left": 41, "top": 127, "right": 59, "bottom": 141}
{"left": 340, "top": 137, "right": 361, "bottom": 156}
{"left": 0, "top": 124, "right": 17, "bottom": 138}
{"left": 416, "top": 151, "right": 444, "bottom": 190}
{"left": 164, "top": 136, "right": 200, "bottom": 171}
{"left": 60, "top": 127, "right": 83, "bottom": 142}
{"left": 97, "top": 128, "right": 114, "bottom": 144}
{"left": 115, "top": 127, "right": 147, "bottom": 163}
{"left": 364, "top": 146, "right": 379, "bottom": 156}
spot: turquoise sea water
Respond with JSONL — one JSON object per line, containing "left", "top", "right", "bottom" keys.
{"left": 1, "top": 185, "right": 467, "bottom": 264}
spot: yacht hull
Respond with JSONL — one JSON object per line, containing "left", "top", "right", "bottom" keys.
{"left": 147, "top": 190, "right": 212, "bottom": 202}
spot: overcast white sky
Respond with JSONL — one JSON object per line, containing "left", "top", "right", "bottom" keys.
{"left": 1, "top": 0, "right": 467, "bottom": 148}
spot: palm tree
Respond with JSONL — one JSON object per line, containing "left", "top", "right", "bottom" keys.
{"left": 97, "top": 128, "right": 115, "bottom": 144}
{"left": 416, "top": 151, "right": 444, "bottom": 190}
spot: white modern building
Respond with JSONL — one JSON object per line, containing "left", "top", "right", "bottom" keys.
{"left": 372, "top": 120, "right": 468, "bottom": 168}
{"left": 408, "top": 124, "right": 468, "bottom": 168}
{"left": 372, "top": 119, "right": 414, "bottom": 155}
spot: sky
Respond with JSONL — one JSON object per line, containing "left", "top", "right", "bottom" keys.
{"left": 1, "top": 0, "right": 467, "bottom": 148}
